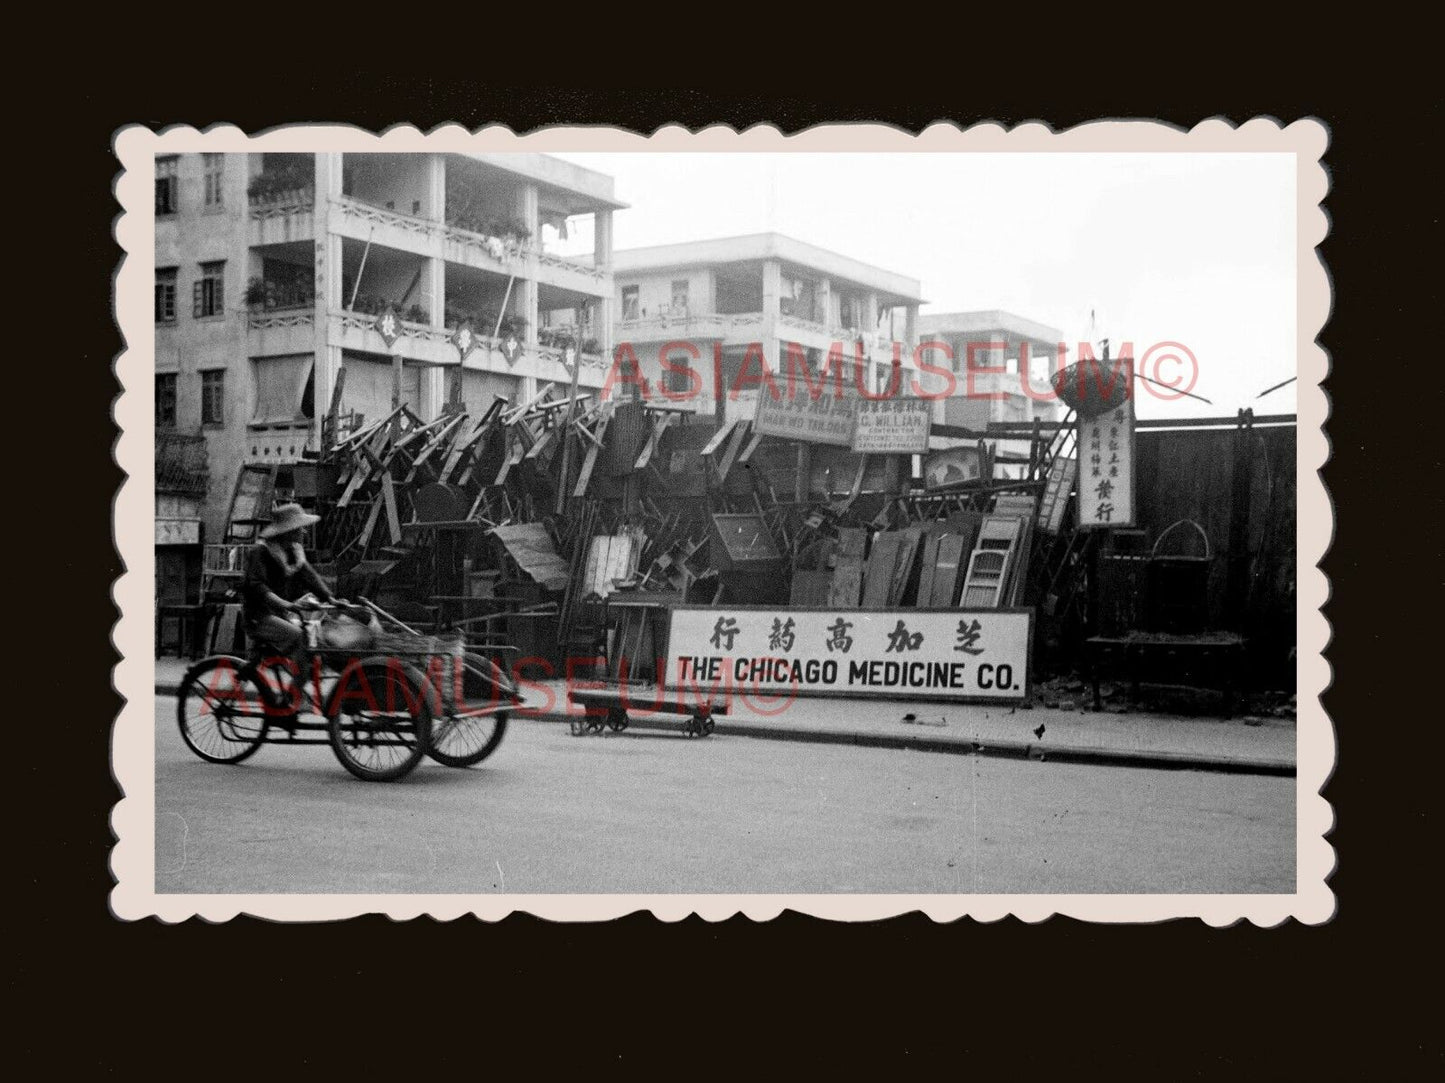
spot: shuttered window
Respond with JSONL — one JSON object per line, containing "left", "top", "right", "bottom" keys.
{"left": 156, "top": 373, "right": 177, "bottom": 429}
{"left": 201, "top": 370, "right": 225, "bottom": 426}
{"left": 203, "top": 153, "right": 224, "bottom": 209}
{"left": 194, "top": 261, "right": 224, "bottom": 318}
{"left": 156, "top": 156, "right": 178, "bottom": 215}
{"left": 155, "top": 268, "right": 177, "bottom": 324}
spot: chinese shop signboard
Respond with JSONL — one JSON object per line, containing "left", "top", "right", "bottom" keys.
{"left": 851, "top": 396, "right": 933, "bottom": 454}
{"left": 753, "top": 389, "right": 857, "bottom": 446}
{"left": 664, "top": 606, "right": 1032, "bottom": 703}
{"left": 1078, "top": 395, "right": 1135, "bottom": 529}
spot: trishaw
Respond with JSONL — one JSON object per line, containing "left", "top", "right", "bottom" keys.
{"left": 175, "top": 597, "right": 518, "bottom": 782}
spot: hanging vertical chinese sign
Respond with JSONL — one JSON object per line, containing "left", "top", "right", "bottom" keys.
{"left": 1078, "top": 390, "right": 1135, "bottom": 528}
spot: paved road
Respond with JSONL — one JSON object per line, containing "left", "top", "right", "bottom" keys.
{"left": 154, "top": 695, "right": 1295, "bottom": 894}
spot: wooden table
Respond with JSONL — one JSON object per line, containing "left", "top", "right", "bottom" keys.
{"left": 1084, "top": 633, "right": 1246, "bottom": 715}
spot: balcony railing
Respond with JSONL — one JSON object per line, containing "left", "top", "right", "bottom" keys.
{"left": 247, "top": 309, "right": 315, "bottom": 332}
{"left": 156, "top": 431, "right": 209, "bottom": 494}
{"left": 247, "top": 175, "right": 315, "bottom": 216}
{"left": 246, "top": 278, "right": 315, "bottom": 312}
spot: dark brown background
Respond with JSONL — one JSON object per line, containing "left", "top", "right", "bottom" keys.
{"left": 21, "top": 62, "right": 1429, "bottom": 1075}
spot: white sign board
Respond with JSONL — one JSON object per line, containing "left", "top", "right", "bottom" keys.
{"left": 1078, "top": 395, "right": 1135, "bottom": 528}
{"left": 753, "top": 389, "right": 856, "bottom": 446}
{"left": 665, "top": 606, "right": 1031, "bottom": 703}
{"left": 852, "top": 396, "right": 933, "bottom": 454}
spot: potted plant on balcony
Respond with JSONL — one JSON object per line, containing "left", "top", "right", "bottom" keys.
{"left": 244, "top": 277, "right": 269, "bottom": 309}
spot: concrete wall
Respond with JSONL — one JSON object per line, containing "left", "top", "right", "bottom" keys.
{"left": 155, "top": 152, "right": 255, "bottom": 542}
{"left": 618, "top": 268, "right": 715, "bottom": 317}
{"left": 345, "top": 154, "right": 434, "bottom": 218}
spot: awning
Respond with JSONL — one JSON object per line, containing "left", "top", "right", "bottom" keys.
{"left": 489, "top": 523, "right": 570, "bottom": 591}
{"left": 252, "top": 356, "right": 314, "bottom": 424}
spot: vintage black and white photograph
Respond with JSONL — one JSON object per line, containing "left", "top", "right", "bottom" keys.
{"left": 112, "top": 122, "right": 1331, "bottom": 920}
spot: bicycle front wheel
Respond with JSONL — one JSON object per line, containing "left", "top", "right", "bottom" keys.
{"left": 176, "top": 656, "right": 271, "bottom": 765}
{"left": 325, "top": 658, "right": 434, "bottom": 782}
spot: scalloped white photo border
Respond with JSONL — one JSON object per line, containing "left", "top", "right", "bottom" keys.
{"left": 111, "top": 119, "right": 1333, "bottom": 924}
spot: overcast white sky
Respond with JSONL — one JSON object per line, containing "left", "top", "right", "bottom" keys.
{"left": 549, "top": 152, "right": 1297, "bottom": 419}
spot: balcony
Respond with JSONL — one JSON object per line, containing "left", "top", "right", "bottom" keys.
{"left": 327, "top": 197, "right": 609, "bottom": 296}
{"left": 248, "top": 167, "right": 316, "bottom": 246}
{"left": 618, "top": 310, "right": 763, "bottom": 344}
{"left": 156, "top": 431, "right": 209, "bottom": 495}
{"left": 245, "top": 279, "right": 317, "bottom": 355}
{"left": 326, "top": 309, "right": 610, "bottom": 386}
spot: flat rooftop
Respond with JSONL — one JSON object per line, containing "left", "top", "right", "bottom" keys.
{"left": 918, "top": 310, "right": 1065, "bottom": 349}
{"left": 457, "top": 153, "right": 629, "bottom": 212}
{"left": 614, "top": 232, "right": 924, "bottom": 306}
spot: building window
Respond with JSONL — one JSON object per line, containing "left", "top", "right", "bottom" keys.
{"left": 671, "top": 279, "right": 689, "bottom": 313}
{"left": 156, "top": 156, "right": 178, "bottom": 215}
{"left": 194, "top": 261, "right": 225, "bottom": 318}
{"left": 156, "top": 373, "right": 177, "bottom": 429}
{"left": 203, "top": 153, "right": 224, "bottom": 209}
{"left": 155, "top": 268, "right": 177, "bottom": 324}
{"left": 201, "top": 370, "right": 225, "bottom": 426}
{"left": 621, "top": 286, "right": 640, "bottom": 321}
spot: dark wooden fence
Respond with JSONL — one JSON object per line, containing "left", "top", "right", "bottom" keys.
{"left": 1132, "top": 418, "right": 1297, "bottom": 682}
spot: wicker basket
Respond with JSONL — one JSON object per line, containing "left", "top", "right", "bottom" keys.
{"left": 320, "top": 627, "right": 464, "bottom": 712}
{"left": 371, "top": 629, "right": 465, "bottom": 711}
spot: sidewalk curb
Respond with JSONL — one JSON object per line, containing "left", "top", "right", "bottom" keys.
{"left": 155, "top": 682, "right": 1294, "bottom": 777}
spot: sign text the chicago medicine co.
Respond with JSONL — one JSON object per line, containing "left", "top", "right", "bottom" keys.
{"left": 665, "top": 607, "right": 1031, "bottom": 703}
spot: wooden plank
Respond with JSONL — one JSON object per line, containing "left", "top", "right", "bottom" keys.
{"left": 915, "top": 534, "right": 942, "bottom": 609}
{"left": 930, "top": 534, "right": 967, "bottom": 607}
{"left": 491, "top": 522, "right": 570, "bottom": 591}
{"left": 861, "top": 532, "right": 903, "bottom": 608}
{"left": 737, "top": 431, "right": 765, "bottom": 464}
{"left": 888, "top": 528, "right": 924, "bottom": 606}
{"left": 717, "top": 421, "right": 750, "bottom": 481}
{"left": 380, "top": 472, "right": 402, "bottom": 545}
{"left": 790, "top": 569, "right": 833, "bottom": 606}
{"left": 634, "top": 413, "right": 674, "bottom": 470}
{"left": 494, "top": 436, "right": 524, "bottom": 486}
{"left": 524, "top": 425, "right": 558, "bottom": 460}
{"left": 829, "top": 553, "right": 864, "bottom": 607}
{"left": 573, "top": 415, "right": 611, "bottom": 497}
{"left": 502, "top": 382, "right": 556, "bottom": 426}
{"left": 836, "top": 528, "right": 867, "bottom": 559}
{"left": 357, "top": 496, "right": 383, "bottom": 553}
{"left": 405, "top": 413, "right": 466, "bottom": 481}
{"left": 700, "top": 418, "right": 738, "bottom": 457}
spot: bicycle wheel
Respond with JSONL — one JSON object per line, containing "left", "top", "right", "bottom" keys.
{"left": 325, "top": 657, "right": 434, "bottom": 782}
{"left": 176, "top": 656, "right": 271, "bottom": 765}
{"left": 428, "top": 654, "right": 510, "bottom": 768}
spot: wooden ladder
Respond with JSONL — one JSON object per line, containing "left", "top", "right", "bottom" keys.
{"left": 958, "top": 516, "right": 1023, "bottom": 608}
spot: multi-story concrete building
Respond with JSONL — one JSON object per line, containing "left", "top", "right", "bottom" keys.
{"left": 916, "top": 310, "right": 1068, "bottom": 476}
{"left": 601, "top": 233, "right": 924, "bottom": 421}
{"left": 155, "top": 150, "right": 624, "bottom": 564}
{"left": 916, "top": 310, "right": 1067, "bottom": 427}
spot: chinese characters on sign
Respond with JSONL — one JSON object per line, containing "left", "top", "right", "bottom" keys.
{"left": 1077, "top": 393, "right": 1135, "bottom": 528}
{"left": 665, "top": 608, "right": 1032, "bottom": 703}
{"left": 851, "top": 396, "right": 933, "bottom": 454}
{"left": 753, "top": 389, "right": 857, "bottom": 446}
